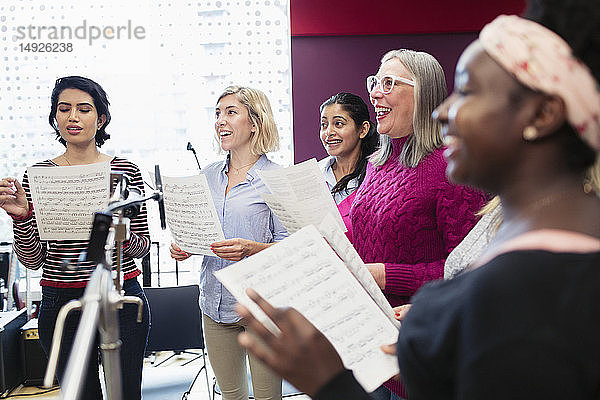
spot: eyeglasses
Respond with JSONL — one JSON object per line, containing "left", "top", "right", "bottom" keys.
{"left": 366, "top": 75, "right": 415, "bottom": 94}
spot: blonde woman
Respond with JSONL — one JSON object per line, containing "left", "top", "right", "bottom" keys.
{"left": 171, "top": 86, "right": 287, "bottom": 400}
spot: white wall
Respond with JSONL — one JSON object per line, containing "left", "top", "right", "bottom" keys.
{"left": 0, "top": 0, "right": 293, "bottom": 285}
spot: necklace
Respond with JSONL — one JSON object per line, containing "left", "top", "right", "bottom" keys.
{"left": 229, "top": 159, "right": 258, "bottom": 174}
{"left": 61, "top": 151, "right": 101, "bottom": 166}
{"left": 523, "top": 191, "right": 569, "bottom": 214}
{"left": 332, "top": 159, "right": 355, "bottom": 177}
{"left": 524, "top": 190, "right": 572, "bottom": 215}
{"left": 494, "top": 189, "right": 577, "bottom": 241}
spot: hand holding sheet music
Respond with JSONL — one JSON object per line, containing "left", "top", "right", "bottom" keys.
{"left": 160, "top": 174, "right": 225, "bottom": 256}
{"left": 215, "top": 224, "right": 399, "bottom": 392}
{"left": 236, "top": 288, "right": 347, "bottom": 397}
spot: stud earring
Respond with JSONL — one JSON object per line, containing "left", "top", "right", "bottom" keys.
{"left": 523, "top": 126, "right": 538, "bottom": 141}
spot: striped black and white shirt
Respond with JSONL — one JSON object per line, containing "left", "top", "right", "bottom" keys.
{"left": 12, "top": 156, "right": 150, "bottom": 288}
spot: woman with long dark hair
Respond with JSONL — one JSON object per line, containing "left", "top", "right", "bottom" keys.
{"left": 318, "top": 92, "right": 378, "bottom": 241}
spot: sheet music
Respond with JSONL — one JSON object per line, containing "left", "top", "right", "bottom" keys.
{"left": 318, "top": 214, "right": 400, "bottom": 328}
{"left": 161, "top": 174, "right": 225, "bottom": 256}
{"left": 28, "top": 163, "right": 110, "bottom": 240}
{"left": 215, "top": 225, "right": 399, "bottom": 392}
{"left": 257, "top": 158, "right": 346, "bottom": 233}
{"left": 260, "top": 193, "right": 304, "bottom": 234}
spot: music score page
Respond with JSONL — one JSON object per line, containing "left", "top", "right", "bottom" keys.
{"left": 257, "top": 158, "right": 346, "bottom": 234}
{"left": 215, "top": 224, "right": 399, "bottom": 392}
{"left": 28, "top": 162, "right": 110, "bottom": 240}
{"left": 161, "top": 174, "right": 225, "bottom": 256}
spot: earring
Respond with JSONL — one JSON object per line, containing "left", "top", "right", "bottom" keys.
{"left": 523, "top": 126, "right": 538, "bottom": 141}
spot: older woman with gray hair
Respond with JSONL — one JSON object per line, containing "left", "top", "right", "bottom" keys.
{"left": 353, "top": 49, "right": 486, "bottom": 399}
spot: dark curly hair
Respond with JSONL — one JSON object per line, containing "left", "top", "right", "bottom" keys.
{"left": 524, "top": 0, "right": 600, "bottom": 84}
{"left": 320, "top": 92, "right": 379, "bottom": 195}
{"left": 523, "top": 0, "right": 599, "bottom": 172}
{"left": 49, "top": 76, "right": 111, "bottom": 147}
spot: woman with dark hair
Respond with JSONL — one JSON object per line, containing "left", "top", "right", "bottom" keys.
{"left": 0, "top": 76, "right": 150, "bottom": 400}
{"left": 318, "top": 92, "right": 378, "bottom": 241}
{"left": 234, "top": 9, "right": 600, "bottom": 400}
{"left": 49, "top": 76, "right": 112, "bottom": 147}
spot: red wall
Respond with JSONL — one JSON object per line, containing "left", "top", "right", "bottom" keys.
{"left": 291, "top": 0, "right": 526, "bottom": 37}
{"left": 289, "top": 1, "right": 527, "bottom": 163}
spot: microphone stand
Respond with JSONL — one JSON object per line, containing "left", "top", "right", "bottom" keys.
{"left": 187, "top": 142, "right": 202, "bottom": 171}
{"left": 44, "top": 166, "right": 167, "bottom": 400}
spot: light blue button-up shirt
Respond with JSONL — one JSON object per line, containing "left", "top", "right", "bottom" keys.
{"left": 318, "top": 156, "right": 359, "bottom": 205}
{"left": 200, "top": 154, "right": 289, "bottom": 323}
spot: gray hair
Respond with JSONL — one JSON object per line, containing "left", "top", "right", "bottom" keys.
{"left": 371, "top": 49, "right": 447, "bottom": 167}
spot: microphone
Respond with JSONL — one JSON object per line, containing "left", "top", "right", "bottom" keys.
{"left": 187, "top": 142, "right": 202, "bottom": 171}
{"left": 154, "top": 165, "right": 167, "bottom": 230}
{"left": 122, "top": 186, "right": 142, "bottom": 218}
{"left": 109, "top": 175, "right": 141, "bottom": 218}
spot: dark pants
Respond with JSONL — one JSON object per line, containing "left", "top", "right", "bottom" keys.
{"left": 38, "top": 278, "right": 150, "bottom": 400}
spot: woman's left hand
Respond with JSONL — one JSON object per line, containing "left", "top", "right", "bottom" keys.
{"left": 393, "top": 304, "right": 411, "bottom": 321}
{"left": 211, "top": 238, "right": 269, "bottom": 261}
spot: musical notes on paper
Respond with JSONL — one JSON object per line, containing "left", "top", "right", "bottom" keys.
{"left": 28, "top": 163, "right": 110, "bottom": 240}
{"left": 161, "top": 174, "right": 225, "bottom": 256}
{"left": 215, "top": 225, "right": 399, "bottom": 392}
{"left": 261, "top": 193, "right": 304, "bottom": 234}
{"left": 318, "top": 214, "right": 400, "bottom": 328}
{"left": 257, "top": 158, "right": 346, "bottom": 234}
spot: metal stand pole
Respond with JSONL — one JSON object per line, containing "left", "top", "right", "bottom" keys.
{"left": 43, "top": 165, "right": 165, "bottom": 400}
{"left": 99, "top": 273, "right": 123, "bottom": 400}
{"left": 58, "top": 266, "right": 105, "bottom": 400}
{"left": 45, "top": 263, "right": 144, "bottom": 400}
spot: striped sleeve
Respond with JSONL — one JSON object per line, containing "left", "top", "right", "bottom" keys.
{"left": 12, "top": 161, "right": 52, "bottom": 270}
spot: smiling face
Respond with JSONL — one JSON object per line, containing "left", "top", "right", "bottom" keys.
{"left": 320, "top": 104, "right": 366, "bottom": 160}
{"left": 370, "top": 57, "right": 415, "bottom": 138}
{"left": 55, "top": 88, "right": 105, "bottom": 148}
{"left": 433, "top": 40, "right": 539, "bottom": 191}
{"left": 215, "top": 94, "right": 255, "bottom": 153}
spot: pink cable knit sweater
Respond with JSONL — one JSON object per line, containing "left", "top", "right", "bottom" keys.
{"left": 352, "top": 137, "right": 486, "bottom": 396}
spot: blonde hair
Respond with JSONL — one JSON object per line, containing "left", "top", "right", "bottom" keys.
{"left": 584, "top": 156, "right": 600, "bottom": 195}
{"left": 371, "top": 49, "right": 447, "bottom": 167}
{"left": 478, "top": 195, "right": 503, "bottom": 234}
{"left": 216, "top": 85, "right": 280, "bottom": 155}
